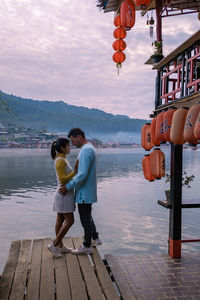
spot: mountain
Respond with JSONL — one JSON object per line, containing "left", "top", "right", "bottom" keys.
{"left": 0, "top": 91, "right": 147, "bottom": 142}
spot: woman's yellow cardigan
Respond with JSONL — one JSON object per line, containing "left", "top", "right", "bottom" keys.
{"left": 55, "top": 153, "right": 75, "bottom": 184}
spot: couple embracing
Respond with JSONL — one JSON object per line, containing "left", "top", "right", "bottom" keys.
{"left": 48, "top": 128, "right": 102, "bottom": 258}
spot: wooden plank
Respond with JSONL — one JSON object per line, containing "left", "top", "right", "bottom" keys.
{"left": 92, "top": 249, "right": 120, "bottom": 300}
{"left": 158, "top": 199, "right": 200, "bottom": 209}
{"left": 73, "top": 237, "right": 103, "bottom": 300}
{"left": 40, "top": 238, "right": 55, "bottom": 300}
{"left": 9, "top": 239, "right": 32, "bottom": 300}
{"left": 105, "top": 254, "right": 137, "bottom": 300}
{"left": 25, "top": 239, "right": 43, "bottom": 300}
{"left": 0, "top": 240, "right": 21, "bottom": 300}
{"left": 54, "top": 241, "right": 72, "bottom": 300}
{"left": 64, "top": 237, "right": 88, "bottom": 300}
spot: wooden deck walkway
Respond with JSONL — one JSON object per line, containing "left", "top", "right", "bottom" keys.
{"left": 0, "top": 237, "right": 119, "bottom": 300}
{"left": 1, "top": 238, "right": 200, "bottom": 300}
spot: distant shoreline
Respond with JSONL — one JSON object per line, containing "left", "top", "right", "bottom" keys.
{"left": 0, "top": 144, "right": 142, "bottom": 149}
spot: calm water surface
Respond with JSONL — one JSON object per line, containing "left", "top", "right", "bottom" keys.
{"left": 0, "top": 147, "right": 200, "bottom": 273}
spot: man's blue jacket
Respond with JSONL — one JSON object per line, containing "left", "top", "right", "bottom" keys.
{"left": 66, "top": 143, "right": 97, "bottom": 204}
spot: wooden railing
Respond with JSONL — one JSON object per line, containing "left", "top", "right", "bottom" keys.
{"left": 154, "top": 30, "right": 200, "bottom": 109}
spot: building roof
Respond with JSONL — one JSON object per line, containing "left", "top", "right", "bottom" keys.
{"left": 97, "top": 0, "right": 200, "bottom": 16}
{"left": 153, "top": 29, "right": 200, "bottom": 70}
{"left": 97, "top": 0, "right": 155, "bottom": 13}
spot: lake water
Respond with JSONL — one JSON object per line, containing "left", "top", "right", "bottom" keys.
{"left": 0, "top": 147, "right": 200, "bottom": 274}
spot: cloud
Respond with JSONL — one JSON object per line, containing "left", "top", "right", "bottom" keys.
{"left": 0, "top": 0, "right": 199, "bottom": 118}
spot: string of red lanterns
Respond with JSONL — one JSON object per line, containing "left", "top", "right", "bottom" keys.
{"left": 112, "top": 0, "right": 136, "bottom": 74}
{"left": 112, "top": 14, "right": 127, "bottom": 74}
{"left": 111, "top": 0, "right": 153, "bottom": 73}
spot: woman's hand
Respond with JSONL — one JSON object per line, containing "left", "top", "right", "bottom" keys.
{"left": 74, "top": 159, "right": 79, "bottom": 173}
{"left": 59, "top": 185, "right": 68, "bottom": 195}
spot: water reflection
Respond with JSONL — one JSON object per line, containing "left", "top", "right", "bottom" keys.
{"left": 0, "top": 148, "right": 145, "bottom": 199}
{"left": 0, "top": 147, "right": 200, "bottom": 275}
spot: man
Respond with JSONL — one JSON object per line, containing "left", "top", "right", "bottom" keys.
{"left": 60, "top": 128, "right": 102, "bottom": 254}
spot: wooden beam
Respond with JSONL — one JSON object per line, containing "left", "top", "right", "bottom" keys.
{"left": 153, "top": 92, "right": 200, "bottom": 113}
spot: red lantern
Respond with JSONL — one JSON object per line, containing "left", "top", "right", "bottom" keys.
{"left": 134, "top": 0, "right": 151, "bottom": 8}
{"left": 163, "top": 107, "right": 176, "bottom": 142}
{"left": 151, "top": 117, "right": 160, "bottom": 146}
{"left": 142, "top": 155, "right": 155, "bottom": 182}
{"left": 113, "top": 22, "right": 126, "bottom": 73}
{"left": 170, "top": 107, "right": 189, "bottom": 145}
{"left": 113, "top": 27, "right": 127, "bottom": 39}
{"left": 141, "top": 123, "right": 154, "bottom": 151}
{"left": 121, "top": 0, "right": 136, "bottom": 31}
{"left": 113, "top": 51, "right": 126, "bottom": 64}
{"left": 150, "top": 148, "right": 165, "bottom": 179}
{"left": 112, "top": 39, "right": 127, "bottom": 51}
{"left": 114, "top": 14, "right": 121, "bottom": 27}
{"left": 194, "top": 109, "right": 200, "bottom": 140}
{"left": 155, "top": 111, "right": 165, "bottom": 142}
{"left": 184, "top": 103, "right": 200, "bottom": 145}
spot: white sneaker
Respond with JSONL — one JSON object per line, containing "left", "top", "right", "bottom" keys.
{"left": 92, "top": 238, "right": 103, "bottom": 247}
{"left": 58, "top": 246, "right": 73, "bottom": 254}
{"left": 48, "top": 243, "right": 63, "bottom": 258}
{"left": 71, "top": 244, "right": 93, "bottom": 255}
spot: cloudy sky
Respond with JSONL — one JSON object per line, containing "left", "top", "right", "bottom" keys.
{"left": 0, "top": 0, "right": 199, "bottom": 119}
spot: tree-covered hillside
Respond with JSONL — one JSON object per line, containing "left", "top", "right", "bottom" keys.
{"left": 0, "top": 91, "right": 147, "bottom": 134}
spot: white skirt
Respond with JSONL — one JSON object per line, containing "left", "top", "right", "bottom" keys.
{"left": 53, "top": 189, "right": 75, "bottom": 213}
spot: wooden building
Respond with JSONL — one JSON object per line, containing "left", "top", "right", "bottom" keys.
{"left": 97, "top": 0, "right": 200, "bottom": 259}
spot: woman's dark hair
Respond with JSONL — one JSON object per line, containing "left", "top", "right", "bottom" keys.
{"left": 51, "top": 138, "right": 70, "bottom": 160}
{"left": 68, "top": 128, "right": 85, "bottom": 138}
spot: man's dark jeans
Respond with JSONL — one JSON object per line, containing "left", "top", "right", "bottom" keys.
{"left": 78, "top": 203, "right": 98, "bottom": 248}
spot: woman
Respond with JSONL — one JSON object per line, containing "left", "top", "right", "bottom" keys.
{"left": 48, "top": 138, "right": 78, "bottom": 258}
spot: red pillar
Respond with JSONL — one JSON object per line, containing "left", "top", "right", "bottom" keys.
{"left": 154, "top": 0, "right": 163, "bottom": 109}
{"left": 155, "top": 0, "right": 162, "bottom": 50}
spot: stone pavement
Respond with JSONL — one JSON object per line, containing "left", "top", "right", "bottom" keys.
{"left": 105, "top": 252, "right": 200, "bottom": 299}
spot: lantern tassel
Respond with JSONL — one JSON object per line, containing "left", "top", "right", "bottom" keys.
{"left": 116, "top": 62, "right": 122, "bottom": 75}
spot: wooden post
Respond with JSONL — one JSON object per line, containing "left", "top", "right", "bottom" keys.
{"left": 168, "top": 143, "right": 182, "bottom": 259}
{"left": 154, "top": 0, "right": 162, "bottom": 109}
{"left": 155, "top": 71, "right": 161, "bottom": 108}
{"left": 155, "top": 0, "right": 162, "bottom": 45}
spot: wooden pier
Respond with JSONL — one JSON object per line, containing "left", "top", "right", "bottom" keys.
{"left": 1, "top": 237, "right": 200, "bottom": 299}
{"left": 0, "top": 237, "right": 119, "bottom": 300}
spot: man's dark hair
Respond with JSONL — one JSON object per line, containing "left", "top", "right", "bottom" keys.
{"left": 68, "top": 128, "right": 85, "bottom": 138}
